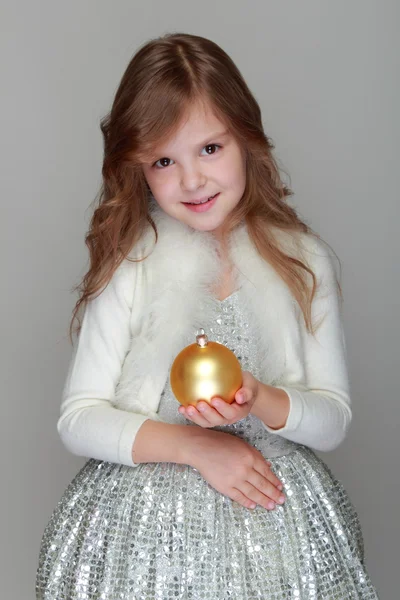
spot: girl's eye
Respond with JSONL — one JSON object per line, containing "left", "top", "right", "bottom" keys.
{"left": 201, "top": 144, "right": 221, "bottom": 156}
{"left": 153, "top": 144, "right": 221, "bottom": 169}
{"left": 154, "top": 157, "right": 174, "bottom": 169}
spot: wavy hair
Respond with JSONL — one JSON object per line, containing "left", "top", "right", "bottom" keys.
{"left": 69, "top": 32, "right": 341, "bottom": 341}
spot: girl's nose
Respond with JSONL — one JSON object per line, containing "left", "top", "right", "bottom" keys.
{"left": 180, "top": 165, "right": 207, "bottom": 191}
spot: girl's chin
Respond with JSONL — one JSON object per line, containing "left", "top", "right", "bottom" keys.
{"left": 185, "top": 220, "right": 226, "bottom": 237}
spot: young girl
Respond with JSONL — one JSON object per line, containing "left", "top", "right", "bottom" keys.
{"left": 36, "top": 33, "right": 379, "bottom": 599}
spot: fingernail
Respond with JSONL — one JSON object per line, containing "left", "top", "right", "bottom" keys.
{"left": 277, "top": 484, "right": 283, "bottom": 491}
{"left": 267, "top": 502, "right": 275, "bottom": 510}
{"left": 277, "top": 496, "right": 285, "bottom": 504}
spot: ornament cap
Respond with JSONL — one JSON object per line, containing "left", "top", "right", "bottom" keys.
{"left": 196, "top": 328, "right": 208, "bottom": 347}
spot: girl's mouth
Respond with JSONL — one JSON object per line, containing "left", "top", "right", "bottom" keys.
{"left": 182, "top": 193, "right": 219, "bottom": 213}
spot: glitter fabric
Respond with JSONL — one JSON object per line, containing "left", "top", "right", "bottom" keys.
{"left": 36, "top": 290, "right": 379, "bottom": 599}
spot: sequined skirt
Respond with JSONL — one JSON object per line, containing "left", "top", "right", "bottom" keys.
{"left": 36, "top": 445, "right": 379, "bottom": 599}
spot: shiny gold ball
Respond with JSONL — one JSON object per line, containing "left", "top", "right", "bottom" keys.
{"left": 170, "top": 329, "right": 242, "bottom": 407}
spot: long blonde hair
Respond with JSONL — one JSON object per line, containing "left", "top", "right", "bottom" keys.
{"left": 69, "top": 32, "right": 341, "bottom": 341}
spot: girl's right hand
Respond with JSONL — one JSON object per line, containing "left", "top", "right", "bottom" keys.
{"left": 186, "top": 429, "right": 285, "bottom": 510}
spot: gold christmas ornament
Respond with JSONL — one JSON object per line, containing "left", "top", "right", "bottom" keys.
{"left": 170, "top": 328, "right": 243, "bottom": 407}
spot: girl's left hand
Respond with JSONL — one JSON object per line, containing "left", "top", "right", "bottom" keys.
{"left": 178, "top": 370, "right": 260, "bottom": 427}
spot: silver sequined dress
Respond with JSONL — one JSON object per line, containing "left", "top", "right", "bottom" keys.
{"left": 36, "top": 290, "right": 379, "bottom": 599}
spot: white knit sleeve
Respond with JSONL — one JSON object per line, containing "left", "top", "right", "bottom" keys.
{"left": 262, "top": 238, "right": 352, "bottom": 452}
{"left": 57, "top": 261, "right": 150, "bottom": 467}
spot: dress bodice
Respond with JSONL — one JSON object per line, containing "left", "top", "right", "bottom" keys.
{"left": 157, "top": 289, "right": 299, "bottom": 458}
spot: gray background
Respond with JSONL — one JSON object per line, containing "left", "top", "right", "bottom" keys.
{"left": 2, "top": 1, "right": 398, "bottom": 598}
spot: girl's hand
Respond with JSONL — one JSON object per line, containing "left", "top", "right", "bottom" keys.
{"left": 178, "top": 370, "right": 259, "bottom": 428}
{"left": 186, "top": 428, "right": 285, "bottom": 511}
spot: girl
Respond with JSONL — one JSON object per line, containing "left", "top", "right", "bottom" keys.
{"left": 36, "top": 33, "right": 379, "bottom": 599}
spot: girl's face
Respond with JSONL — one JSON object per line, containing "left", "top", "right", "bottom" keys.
{"left": 141, "top": 100, "right": 246, "bottom": 241}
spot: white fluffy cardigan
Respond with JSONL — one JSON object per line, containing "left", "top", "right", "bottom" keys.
{"left": 58, "top": 203, "right": 352, "bottom": 467}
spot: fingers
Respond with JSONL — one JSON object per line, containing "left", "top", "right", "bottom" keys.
{"left": 229, "top": 457, "right": 286, "bottom": 511}
{"left": 244, "top": 473, "right": 286, "bottom": 510}
{"left": 254, "top": 461, "right": 283, "bottom": 491}
{"left": 179, "top": 400, "right": 238, "bottom": 427}
{"left": 230, "top": 476, "right": 285, "bottom": 512}
{"left": 230, "top": 488, "right": 258, "bottom": 510}
{"left": 209, "top": 398, "right": 237, "bottom": 418}
{"left": 181, "top": 404, "right": 217, "bottom": 428}
{"left": 234, "top": 389, "right": 246, "bottom": 404}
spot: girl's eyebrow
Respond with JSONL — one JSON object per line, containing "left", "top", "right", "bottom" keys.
{"left": 198, "top": 129, "right": 229, "bottom": 146}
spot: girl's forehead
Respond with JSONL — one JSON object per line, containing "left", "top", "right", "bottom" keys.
{"left": 151, "top": 108, "right": 229, "bottom": 152}
{"left": 181, "top": 100, "right": 227, "bottom": 131}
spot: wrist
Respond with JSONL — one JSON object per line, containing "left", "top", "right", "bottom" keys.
{"left": 250, "top": 382, "right": 290, "bottom": 430}
{"left": 180, "top": 426, "right": 216, "bottom": 468}
{"left": 132, "top": 421, "right": 211, "bottom": 466}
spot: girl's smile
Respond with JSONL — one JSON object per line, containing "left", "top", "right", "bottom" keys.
{"left": 182, "top": 192, "right": 220, "bottom": 212}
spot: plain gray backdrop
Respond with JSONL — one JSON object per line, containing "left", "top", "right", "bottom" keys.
{"left": 2, "top": 1, "right": 398, "bottom": 598}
